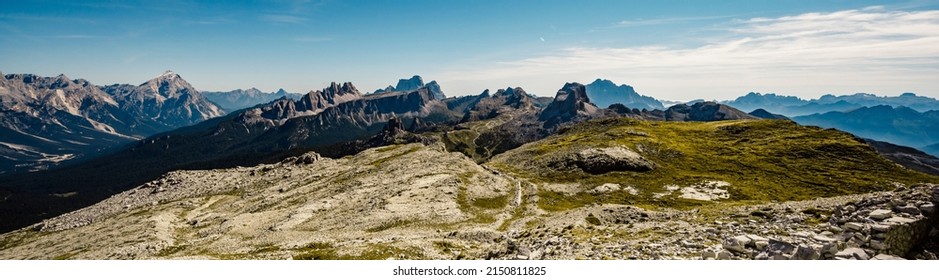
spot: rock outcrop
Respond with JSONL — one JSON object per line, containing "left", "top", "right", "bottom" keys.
{"left": 539, "top": 82, "right": 599, "bottom": 128}
{"left": 571, "top": 147, "right": 655, "bottom": 174}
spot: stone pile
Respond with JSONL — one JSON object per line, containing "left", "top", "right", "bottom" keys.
{"left": 707, "top": 184, "right": 938, "bottom": 260}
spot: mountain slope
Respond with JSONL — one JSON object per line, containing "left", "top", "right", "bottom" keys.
{"left": 863, "top": 139, "right": 939, "bottom": 176}
{"left": 749, "top": 109, "right": 789, "bottom": 120}
{"left": 793, "top": 106, "right": 939, "bottom": 153}
{"left": 489, "top": 118, "right": 937, "bottom": 207}
{"left": 102, "top": 71, "right": 223, "bottom": 129}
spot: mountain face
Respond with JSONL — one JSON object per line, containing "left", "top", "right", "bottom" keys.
{"left": 584, "top": 79, "right": 664, "bottom": 110}
{"left": 375, "top": 75, "right": 447, "bottom": 100}
{"left": 102, "top": 71, "right": 223, "bottom": 128}
{"left": 202, "top": 88, "right": 302, "bottom": 112}
{"left": 864, "top": 139, "right": 939, "bottom": 176}
{"left": 539, "top": 82, "right": 599, "bottom": 127}
{"left": 395, "top": 75, "right": 424, "bottom": 92}
{"left": 793, "top": 106, "right": 939, "bottom": 156}
{"left": 0, "top": 71, "right": 224, "bottom": 174}
{"left": 724, "top": 92, "right": 939, "bottom": 117}
{"left": 460, "top": 87, "right": 537, "bottom": 122}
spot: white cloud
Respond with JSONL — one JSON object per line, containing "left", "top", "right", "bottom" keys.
{"left": 435, "top": 8, "right": 939, "bottom": 100}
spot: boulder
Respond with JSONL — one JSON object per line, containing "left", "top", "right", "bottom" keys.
{"left": 764, "top": 239, "right": 797, "bottom": 258}
{"left": 895, "top": 205, "right": 920, "bottom": 216}
{"left": 791, "top": 245, "right": 819, "bottom": 260}
{"left": 835, "top": 248, "right": 870, "bottom": 260}
{"left": 845, "top": 222, "right": 864, "bottom": 231}
{"left": 717, "top": 250, "right": 733, "bottom": 260}
{"left": 919, "top": 203, "right": 935, "bottom": 215}
{"left": 869, "top": 209, "right": 892, "bottom": 220}
{"left": 872, "top": 254, "right": 905, "bottom": 260}
{"left": 573, "top": 147, "right": 655, "bottom": 174}
{"left": 722, "top": 235, "right": 750, "bottom": 254}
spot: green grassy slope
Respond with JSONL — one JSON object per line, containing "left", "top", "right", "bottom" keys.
{"left": 487, "top": 118, "right": 938, "bottom": 211}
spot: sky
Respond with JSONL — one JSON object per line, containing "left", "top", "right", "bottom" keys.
{"left": 1, "top": 0, "right": 938, "bottom": 101}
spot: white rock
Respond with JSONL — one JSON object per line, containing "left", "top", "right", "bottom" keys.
{"left": 717, "top": 250, "right": 733, "bottom": 260}
{"left": 884, "top": 216, "right": 916, "bottom": 225}
{"left": 722, "top": 235, "right": 750, "bottom": 253}
{"left": 844, "top": 222, "right": 864, "bottom": 231}
{"left": 870, "top": 223, "right": 891, "bottom": 232}
{"left": 835, "top": 248, "right": 870, "bottom": 260}
{"left": 754, "top": 240, "right": 769, "bottom": 251}
{"left": 869, "top": 209, "right": 892, "bottom": 220}
{"left": 872, "top": 254, "right": 905, "bottom": 260}
{"left": 701, "top": 251, "right": 717, "bottom": 260}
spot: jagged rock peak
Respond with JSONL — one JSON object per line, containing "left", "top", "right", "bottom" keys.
{"left": 424, "top": 80, "right": 446, "bottom": 99}
{"left": 395, "top": 75, "right": 425, "bottom": 92}
{"left": 322, "top": 81, "right": 361, "bottom": 96}
{"left": 298, "top": 82, "right": 362, "bottom": 112}
{"left": 558, "top": 82, "right": 592, "bottom": 103}
{"left": 538, "top": 82, "right": 598, "bottom": 125}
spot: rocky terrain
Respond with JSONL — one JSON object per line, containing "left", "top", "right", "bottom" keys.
{"left": 203, "top": 88, "right": 302, "bottom": 112}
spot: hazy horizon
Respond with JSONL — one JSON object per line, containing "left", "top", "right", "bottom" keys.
{"left": 2, "top": 0, "right": 938, "bottom": 100}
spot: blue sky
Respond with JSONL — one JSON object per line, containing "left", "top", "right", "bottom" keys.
{"left": 2, "top": 0, "right": 938, "bottom": 100}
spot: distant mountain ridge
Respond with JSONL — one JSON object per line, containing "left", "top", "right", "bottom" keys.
{"left": 724, "top": 92, "right": 939, "bottom": 116}
{"left": 373, "top": 75, "right": 446, "bottom": 100}
{"left": 794, "top": 105, "right": 939, "bottom": 156}
{"left": 584, "top": 79, "right": 664, "bottom": 110}
{"left": 202, "top": 88, "right": 302, "bottom": 112}
{"left": 0, "top": 71, "right": 223, "bottom": 174}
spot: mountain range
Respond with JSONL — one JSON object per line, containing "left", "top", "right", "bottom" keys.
{"left": 794, "top": 106, "right": 939, "bottom": 152}
{"left": 584, "top": 79, "right": 664, "bottom": 110}
{"left": 723, "top": 92, "right": 939, "bottom": 116}
{"left": 202, "top": 88, "right": 302, "bottom": 112}
{"left": 0, "top": 71, "right": 223, "bottom": 174}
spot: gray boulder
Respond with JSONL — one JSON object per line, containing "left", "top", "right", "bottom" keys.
{"left": 574, "top": 146, "right": 655, "bottom": 174}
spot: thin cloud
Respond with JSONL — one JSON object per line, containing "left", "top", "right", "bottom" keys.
{"left": 617, "top": 15, "right": 739, "bottom": 27}
{"left": 436, "top": 8, "right": 939, "bottom": 100}
{"left": 261, "top": 14, "right": 309, "bottom": 24}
